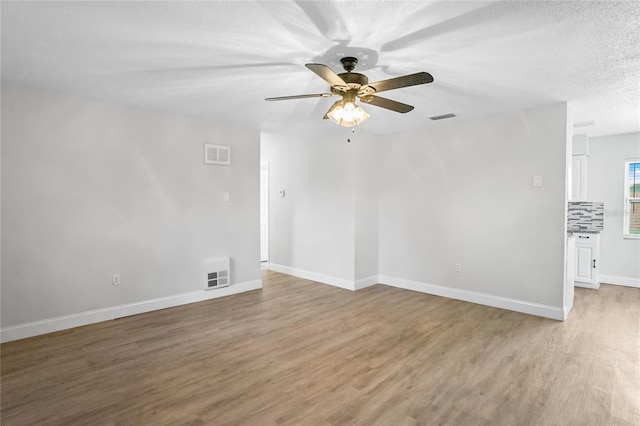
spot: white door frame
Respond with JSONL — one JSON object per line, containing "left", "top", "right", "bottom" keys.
{"left": 260, "top": 163, "right": 270, "bottom": 263}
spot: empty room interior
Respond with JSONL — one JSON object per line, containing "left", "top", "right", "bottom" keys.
{"left": 1, "top": 1, "right": 639, "bottom": 425}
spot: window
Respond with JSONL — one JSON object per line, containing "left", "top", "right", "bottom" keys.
{"left": 624, "top": 159, "right": 640, "bottom": 238}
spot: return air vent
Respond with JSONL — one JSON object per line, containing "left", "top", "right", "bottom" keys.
{"left": 204, "top": 257, "right": 230, "bottom": 290}
{"left": 429, "top": 113, "right": 456, "bottom": 121}
{"left": 204, "top": 144, "right": 231, "bottom": 165}
{"left": 573, "top": 120, "right": 595, "bottom": 128}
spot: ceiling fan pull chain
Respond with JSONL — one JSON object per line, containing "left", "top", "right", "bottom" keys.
{"left": 346, "top": 125, "right": 356, "bottom": 143}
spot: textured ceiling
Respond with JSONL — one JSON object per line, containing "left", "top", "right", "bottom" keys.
{"left": 1, "top": 1, "right": 639, "bottom": 136}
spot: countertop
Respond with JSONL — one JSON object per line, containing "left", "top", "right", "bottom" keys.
{"left": 567, "top": 230, "right": 601, "bottom": 235}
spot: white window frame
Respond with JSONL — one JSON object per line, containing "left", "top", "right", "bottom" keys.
{"left": 623, "top": 159, "right": 640, "bottom": 239}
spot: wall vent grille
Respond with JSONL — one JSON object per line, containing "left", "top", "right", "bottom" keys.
{"left": 204, "top": 257, "right": 230, "bottom": 290}
{"left": 573, "top": 120, "right": 595, "bottom": 128}
{"left": 429, "top": 113, "right": 456, "bottom": 121}
{"left": 204, "top": 144, "right": 231, "bottom": 165}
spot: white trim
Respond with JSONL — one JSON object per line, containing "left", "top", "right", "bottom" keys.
{"left": 378, "top": 275, "right": 565, "bottom": 321}
{"left": 622, "top": 234, "right": 640, "bottom": 240}
{"left": 264, "top": 265, "right": 378, "bottom": 291}
{"left": 264, "top": 266, "right": 566, "bottom": 320}
{"left": 260, "top": 162, "right": 270, "bottom": 262}
{"left": 563, "top": 305, "right": 573, "bottom": 321}
{"left": 599, "top": 274, "right": 640, "bottom": 288}
{"left": 0, "top": 280, "right": 262, "bottom": 343}
{"left": 623, "top": 159, "right": 640, "bottom": 238}
{"left": 354, "top": 276, "right": 378, "bottom": 290}
{"left": 267, "top": 263, "right": 356, "bottom": 291}
{"left": 574, "top": 281, "right": 600, "bottom": 289}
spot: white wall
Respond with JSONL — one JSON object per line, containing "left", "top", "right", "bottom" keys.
{"left": 354, "top": 134, "right": 382, "bottom": 283}
{"left": 261, "top": 123, "right": 382, "bottom": 287}
{"left": 1, "top": 84, "right": 261, "bottom": 332}
{"left": 588, "top": 132, "right": 640, "bottom": 285}
{"left": 261, "top": 123, "right": 358, "bottom": 284}
{"left": 377, "top": 103, "right": 569, "bottom": 310}
{"left": 263, "top": 103, "right": 570, "bottom": 318}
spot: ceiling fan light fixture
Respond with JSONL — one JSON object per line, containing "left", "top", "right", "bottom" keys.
{"left": 326, "top": 99, "right": 370, "bottom": 127}
{"left": 265, "top": 59, "right": 434, "bottom": 126}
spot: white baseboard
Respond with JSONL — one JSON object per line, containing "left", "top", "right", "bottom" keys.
{"left": 0, "top": 280, "right": 262, "bottom": 343}
{"left": 265, "top": 264, "right": 378, "bottom": 291}
{"left": 599, "top": 275, "right": 640, "bottom": 288}
{"left": 265, "top": 266, "right": 565, "bottom": 320}
{"left": 574, "top": 281, "right": 600, "bottom": 289}
{"left": 378, "top": 275, "right": 565, "bottom": 321}
{"left": 354, "top": 276, "right": 378, "bottom": 290}
{"left": 267, "top": 263, "right": 356, "bottom": 290}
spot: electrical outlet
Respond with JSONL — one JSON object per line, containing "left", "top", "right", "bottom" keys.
{"left": 455, "top": 263, "right": 462, "bottom": 273}
{"left": 112, "top": 274, "right": 121, "bottom": 286}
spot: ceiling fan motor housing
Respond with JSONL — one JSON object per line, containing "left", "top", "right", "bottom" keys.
{"left": 340, "top": 56, "right": 358, "bottom": 72}
{"left": 331, "top": 72, "right": 376, "bottom": 97}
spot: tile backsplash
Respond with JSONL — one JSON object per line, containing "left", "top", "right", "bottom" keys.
{"left": 568, "top": 202, "right": 604, "bottom": 232}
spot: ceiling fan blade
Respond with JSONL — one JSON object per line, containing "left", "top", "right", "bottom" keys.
{"left": 265, "top": 93, "right": 333, "bottom": 101}
{"left": 305, "top": 63, "right": 347, "bottom": 87}
{"left": 368, "top": 72, "right": 434, "bottom": 93}
{"left": 360, "top": 95, "right": 414, "bottom": 113}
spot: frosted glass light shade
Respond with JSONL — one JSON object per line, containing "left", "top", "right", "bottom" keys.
{"left": 326, "top": 100, "right": 370, "bottom": 127}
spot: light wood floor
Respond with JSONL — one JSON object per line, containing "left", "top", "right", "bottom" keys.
{"left": 1, "top": 271, "right": 639, "bottom": 425}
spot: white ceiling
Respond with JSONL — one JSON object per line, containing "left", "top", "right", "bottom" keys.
{"left": 2, "top": 1, "right": 639, "bottom": 136}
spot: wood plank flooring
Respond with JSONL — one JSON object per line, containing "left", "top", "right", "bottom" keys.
{"left": 1, "top": 270, "right": 639, "bottom": 425}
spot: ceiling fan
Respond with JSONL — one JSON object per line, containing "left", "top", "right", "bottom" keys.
{"left": 265, "top": 57, "right": 434, "bottom": 127}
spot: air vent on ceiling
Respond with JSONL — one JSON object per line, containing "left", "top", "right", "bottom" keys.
{"left": 573, "top": 120, "right": 595, "bottom": 128}
{"left": 204, "top": 257, "right": 230, "bottom": 290}
{"left": 204, "top": 144, "right": 231, "bottom": 166}
{"left": 429, "top": 113, "right": 456, "bottom": 121}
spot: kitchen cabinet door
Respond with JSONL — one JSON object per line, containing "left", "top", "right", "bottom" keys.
{"left": 574, "top": 233, "right": 599, "bottom": 288}
{"left": 576, "top": 245, "right": 595, "bottom": 282}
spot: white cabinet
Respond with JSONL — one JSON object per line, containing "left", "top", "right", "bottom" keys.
{"left": 576, "top": 245, "right": 595, "bottom": 281}
{"left": 571, "top": 155, "right": 588, "bottom": 201}
{"left": 574, "top": 233, "right": 600, "bottom": 289}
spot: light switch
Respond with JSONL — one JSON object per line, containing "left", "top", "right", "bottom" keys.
{"left": 223, "top": 192, "right": 230, "bottom": 202}
{"left": 279, "top": 190, "right": 285, "bottom": 197}
{"left": 533, "top": 176, "right": 542, "bottom": 187}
